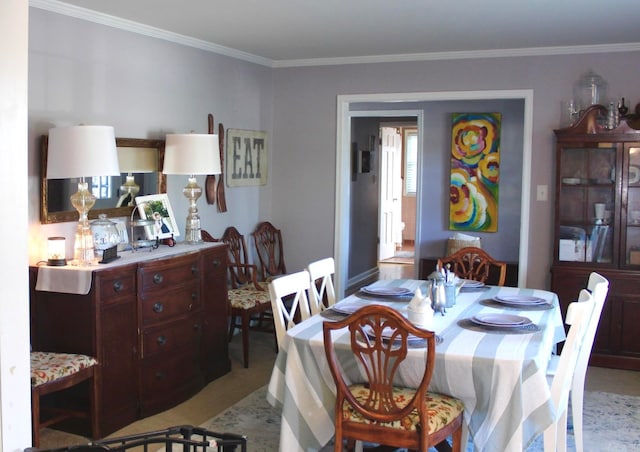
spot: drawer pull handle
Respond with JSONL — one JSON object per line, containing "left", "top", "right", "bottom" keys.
{"left": 188, "top": 303, "right": 193, "bottom": 311}
{"left": 213, "top": 259, "right": 221, "bottom": 268}
{"left": 157, "top": 335, "right": 167, "bottom": 346}
{"left": 113, "top": 281, "right": 123, "bottom": 292}
{"left": 155, "top": 372, "right": 165, "bottom": 380}
{"left": 191, "top": 292, "right": 197, "bottom": 301}
{"left": 193, "top": 323, "right": 200, "bottom": 331}
{"left": 153, "top": 273, "right": 164, "bottom": 284}
{"left": 191, "top": 265, "right": 198, "bottom": 275}
{"left": 153, "top": 302, "right": 164, "bottom": 313}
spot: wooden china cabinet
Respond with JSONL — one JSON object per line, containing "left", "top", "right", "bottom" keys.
{"left": 551, "top": 105, "right": 640, "bottom": 370}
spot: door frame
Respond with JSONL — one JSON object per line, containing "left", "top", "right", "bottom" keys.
{"left": 334, "top": 90, "right": 534, "bottom": 298}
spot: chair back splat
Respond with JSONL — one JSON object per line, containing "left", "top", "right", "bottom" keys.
{"left": 307, "top": 257, "right": 336, "bottom": 315}
{"left": 437, "top": 246, "right": 507, "bottom": 286}
{"left": 252, "top": 221, "right": 286, "bottom": 281}
{"left": 269, "top": 270, "right": 312, "bottom": 349}
{"left": 323, "top": 305, "right": 464, "bottom": 451}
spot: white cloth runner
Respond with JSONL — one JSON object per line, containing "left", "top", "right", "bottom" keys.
{"left": 35, "top": 242, "right": 223, "bottom": 294}
{"left": 267, "top": 280, "right": 565, "bottom": 452}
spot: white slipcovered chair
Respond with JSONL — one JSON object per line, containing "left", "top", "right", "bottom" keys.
{"left": 547, "top": 271, "right": 609, "bottom": 452}
{"left": 306, "top": 257, "right": 336, "bottom": 315}
{"left": 268, "top": 270, "right": 312, "bottom": 350}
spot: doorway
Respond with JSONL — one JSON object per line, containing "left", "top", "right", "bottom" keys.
{"left": 334, "top": 90, "right": 534, "bottom": 298}
{"left": 378, "top": 124, "right": 417, "bottom": 270}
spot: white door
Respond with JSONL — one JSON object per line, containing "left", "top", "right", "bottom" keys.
{"left": 379, "top": 127, "right": 402, "bottom": 260}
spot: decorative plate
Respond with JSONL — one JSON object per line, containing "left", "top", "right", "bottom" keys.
{"left": 470, "top": 313, "right": 532, "bottom": 328}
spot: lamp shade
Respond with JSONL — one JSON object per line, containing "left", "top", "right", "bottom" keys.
{"left": 163, "top": 133, "right": 221, "bottom": 175}
{"left": 47, "top": 125, "right": 119, "bottom": 179}
{"left": 117, "top": 147, "right": 157, "bottom": 173}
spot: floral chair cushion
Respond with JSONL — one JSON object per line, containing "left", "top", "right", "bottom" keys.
{"left": 343, "top": 384, "right": 464, "bottom": 434}
{"left": 228, "top": 287, "right": 271, "bottom": 310}
{"left": 30, "top": 351, "right": 98, "bottom": 387}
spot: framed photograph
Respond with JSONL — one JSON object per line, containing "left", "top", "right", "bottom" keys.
{"left": 135, "top": 194, "right": 180, "bottom": 240}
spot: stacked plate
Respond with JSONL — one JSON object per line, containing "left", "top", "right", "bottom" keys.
{"left": 460, "top": 279, "right": 484, "bottom": 288}
{"left": 360, "top": 286, "right": 413, "bottom": 297}
{"left": 332, "top": 301, "right": 368, "bottom": 315}
{"left": 493, "top": 295, "right": 548, "bottom": 307}
{"left": 470, "top": 313, "right": 532, "bottom": 328}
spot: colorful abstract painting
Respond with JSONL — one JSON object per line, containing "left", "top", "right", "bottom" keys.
{"left": 449, "top": 112, "right": 501, "bottom": 232}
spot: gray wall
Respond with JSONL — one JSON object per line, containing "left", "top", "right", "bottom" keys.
{"left": 28, "top": 8, "right": 274, "bottom": 261}
{"left": 271, "top": 56, "right": 640, "bottom": 289}
{"left": 28, "top": 7, "right": 640, "bottom": 290}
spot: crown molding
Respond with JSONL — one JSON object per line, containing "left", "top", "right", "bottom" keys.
{"left": 29, "top": 0, "right": 273, "bottom": 67}
{"left": 272, "top": 42, "right": 640, "bottom": 68}
{"left": 30, "top": 0, "right": 640, "bottom": 69}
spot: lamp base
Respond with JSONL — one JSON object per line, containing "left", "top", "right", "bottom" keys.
{"left": 47, "top": 258, "right": 67, "bottom": 266}
{"left": 183, "top": 176, "right": 204, "bottom": 245}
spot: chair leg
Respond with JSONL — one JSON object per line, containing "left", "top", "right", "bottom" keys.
{"left": 572, "top": 387, "right": 585, "bottom": 452}
{"left": 89, "top": 368, "right": 100, "bottom": 440}
{"left": 450, "top": 425, "right": 463, "bottom": 452}
{"left": 31, "top": 387, "right": 40, "bottom": 447}
{"left": 241, "top": 310, "right": 251, "bottom": 368}
{"left": 228, "top": 314, "right": 237, "bottom": 342}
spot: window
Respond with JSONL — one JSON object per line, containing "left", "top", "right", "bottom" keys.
{"left": 404, "top": 129, "right": 417, "bottom": 195}
{"left": 91, "top": 176, "right": 112, "bottom": 199}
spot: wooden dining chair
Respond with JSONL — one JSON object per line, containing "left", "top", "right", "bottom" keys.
{"left": 323, "top": 304, "right": 464, "bottom": 452}
{"left": 546, "top": 272, "right": 609, "bottom": 452}
{"left": 268, "top": 270, "right": 312, "bottom": 350}
{"left": 252, "top": 221, "right": 287, "bottom": 282}
{"left": 437, "top": 246, "right": 507, "bottom": 286}
{"left": 542, "top": 291, "right": 595, "bottom": 452}
{"left": 30, "top": 351, "right": 100, "bottom": 447}
{"left": 203, "top": 227, "right": 274, "bottom": 368}
{"left": 306, "top": 257, "right": 336, "bottom": 315}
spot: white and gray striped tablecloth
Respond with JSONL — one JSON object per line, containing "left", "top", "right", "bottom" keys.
{"left": 267, "top": 280, "right": 565, "bottom": 452}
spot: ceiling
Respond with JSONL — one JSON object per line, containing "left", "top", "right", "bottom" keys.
{"left": 36, "top": 0, "right": 640, "bottom": 66}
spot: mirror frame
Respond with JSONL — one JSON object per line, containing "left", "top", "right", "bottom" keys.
{"left": 40, "top": 135, "right": 166, "bottom": 224}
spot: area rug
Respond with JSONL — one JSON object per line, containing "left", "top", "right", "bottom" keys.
{"left": 200, "top": 386, "right": 640, "bottom": 451}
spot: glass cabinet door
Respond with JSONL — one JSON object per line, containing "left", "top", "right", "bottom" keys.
{"left": 558, "top": 145, "right": 616, "bottom": 263}
{"left": 623, "top": 144, "right": 640, "bottom": 266}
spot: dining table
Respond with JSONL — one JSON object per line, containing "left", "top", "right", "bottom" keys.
{"left": 266, "top": 279, "right": 566, "bottom": 452}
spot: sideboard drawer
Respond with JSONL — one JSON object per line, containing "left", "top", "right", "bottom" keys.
{"left": 138, "top": 254, "right": 200, "bottom": 293}
{"left": 140, "top": 283, "right": 200, "bottom": 325}
{"left": 96, "top": 266, "right": 136, "bottom": 304}
{"left": 141, "top": 314, "right": 202, "bottom": 358}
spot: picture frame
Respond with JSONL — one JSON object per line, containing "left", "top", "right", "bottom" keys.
{"left": 135, "top": 193, "right": 180, "bottom": 240}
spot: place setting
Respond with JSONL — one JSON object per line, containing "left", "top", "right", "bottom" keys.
{"left": 355, "top": 284, "right": 415, "bottom": 300}
{"left": 480, "top": 294, "right": 553, "bottom": 310}
{"left": 458, "top": 312, "right": 540, "bottom": 334}
{"left": 458, "top": 279, "right": 490, "bottom": 292}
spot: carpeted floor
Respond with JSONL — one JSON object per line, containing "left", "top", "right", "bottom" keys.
{"left": 201, "top": 386, "right": 640, "bottom": 451}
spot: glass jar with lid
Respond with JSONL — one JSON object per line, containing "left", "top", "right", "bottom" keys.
{"left": 91, "top": 213, "right": 121, "bottom": 258}
{"left": 573, "top": 70, "right": 607, "bottom": 112}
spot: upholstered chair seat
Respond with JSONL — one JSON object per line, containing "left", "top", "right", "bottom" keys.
{"left": 344, "top": 384, "right": 464, "bottom": 433}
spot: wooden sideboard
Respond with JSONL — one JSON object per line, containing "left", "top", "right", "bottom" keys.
{"left": 29, "top": 243, "right": 230, "bottom": 437}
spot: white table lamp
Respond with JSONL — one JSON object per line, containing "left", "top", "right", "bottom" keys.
{"left": 47, "top": 125, "right": 119, "bottom": 265}
{"left": 163, "top": 133, "right": 221, "bottom": 244}
{"left": 117, "top": 146, "right": 157, "bottom": 206}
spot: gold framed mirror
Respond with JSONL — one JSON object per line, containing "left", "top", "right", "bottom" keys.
{"left": 40, "top": 136, "right": 166, "bottom": 224}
